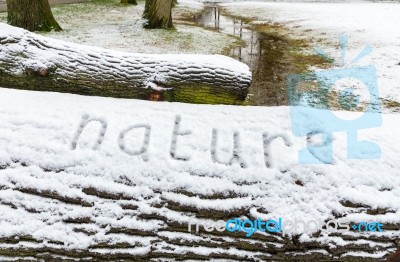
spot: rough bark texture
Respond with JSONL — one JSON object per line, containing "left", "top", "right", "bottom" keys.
{"left": 0, "top": 23, "right": 251, "bottom": 104}
{"left": 0, "top": 164, "right": 398, "bottom": 261}
{"left": 388, "top": 250, "right": 400, "bottom": 261}
{"left": 143, "top": 0, "right": 173, "bottom": 29}
{"left": 0, "top": 89, "right": 398, "bottom": 261}
{"left": 120, "top": 0, "right": 137, "bottom": 5}
{"left": 6, "top": 0, "right": 61, "bottom": 32}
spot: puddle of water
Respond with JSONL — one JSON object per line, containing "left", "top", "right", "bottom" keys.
{"left": 194, "top": 5, "right": 329, "bottom": 106}
{"left": 193, "top": 5, "right": 259, "bottom": 67}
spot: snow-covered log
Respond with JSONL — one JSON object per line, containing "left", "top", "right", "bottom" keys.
{"left": 0, "top": 23, "right": 251, "bottom": 104}
{"left": 0, "top": 88, "right": 399, "bottom": 260}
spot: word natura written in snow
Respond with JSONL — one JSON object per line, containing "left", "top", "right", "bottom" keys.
{"left": 70, "top": 114, "right": 294, "bottom": 168}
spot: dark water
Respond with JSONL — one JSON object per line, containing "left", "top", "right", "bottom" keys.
{"left": 194, "top": 6, "right": 260, "bottom": 69}
{"left": 193, "top": 5, "right": 392, "bottom": 111}
{"left": 194, "top": 6, "right": 294, "bottom": 106}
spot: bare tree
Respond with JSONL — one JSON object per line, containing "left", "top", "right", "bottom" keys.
{"left": 6, "top": 0, "right": 61, "bottom": 32}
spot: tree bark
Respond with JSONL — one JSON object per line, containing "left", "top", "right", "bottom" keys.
{"left": 0, "top": 163, "right": 398, "bottom": 261}
{"left": 143, "top": 0, "right": 173, "bottom": 29}
{"left": 121, "top": 0, "right": 137, "bottom": 5}
{"left": 0, "top": 23, "right": 251, "bottom": 104}
{"left": 0, "top": 85, "right": 398, "bottom": 260}
{"left": 6, "top": 0, "right": 61, "bottom": 32}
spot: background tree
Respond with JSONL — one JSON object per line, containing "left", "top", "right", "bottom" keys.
{"left": 143, "top": 0, "right": 174, "bottom": 29}
{"left": 6, "top": 0, "right": 61, "bottom": 32}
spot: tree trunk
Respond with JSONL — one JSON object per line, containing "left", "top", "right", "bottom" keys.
{"left": 388, "top": 250, "right": 400, "bottom": 262}
{"left": 121, "top": 0, "right": 137, "bottom": 5}
{"left": 0, "top": 23, "right": 251, "bottom": 104}
{"left": 0, "top": 84, "right": 398, "bottom": 260}
{"left": 143, "top": 0, "right": 173, "bottom": 29}
{"left": 6, "top": 0, "right": 61, "bottom": 32}
{"left": 0, "top": 105, "right": 398, "bottom": 261}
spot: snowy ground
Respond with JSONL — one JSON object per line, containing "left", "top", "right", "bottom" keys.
{"left": 219, "top": 1, "right": 400, "bottom": 107}
{"left": 0, "top": 0, "right": 89, "bottom": 11}
{"left": 49, "top": 0, "right": 237, "bottom": 55}
{"left": 0, "top": 0, "right": 240, "bottom": 55}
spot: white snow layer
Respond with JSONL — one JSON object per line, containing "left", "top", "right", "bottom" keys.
{"left": 0, "top": 87, "right": 399, "bottom": 255}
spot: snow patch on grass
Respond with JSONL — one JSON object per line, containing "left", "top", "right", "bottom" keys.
{"left": 8, "top": 0, "right": 238, "bottom": 55}
{"left": 220, "top": 1, "right": 400, "bottom": 106}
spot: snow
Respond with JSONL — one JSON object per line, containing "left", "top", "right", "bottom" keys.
{"left": 220, "top": 1, "right": 400, "bottom": 105}
{"left": 1, "top": 0, "right": 239, "bottom": 56}
{"left": 0, "top": 0, "right": 400, "bottom": 258}
{"left": 178, "top": 0, "right": 204, "bottom": 9}
{"left": 0, "top": 87, "right": 399, "bottom": 256}
{"left": 342, "top": 251, "right": 389, "bottom": 258}
{"left": 0, "top": 22, "right": 251, "bottom": 89}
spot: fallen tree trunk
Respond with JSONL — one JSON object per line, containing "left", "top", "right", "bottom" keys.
{"left": 0, "top": 89, "right": 399, "bottom": 261}
{"left": 0, "top": 23, "right": 251, "bottom": 104}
